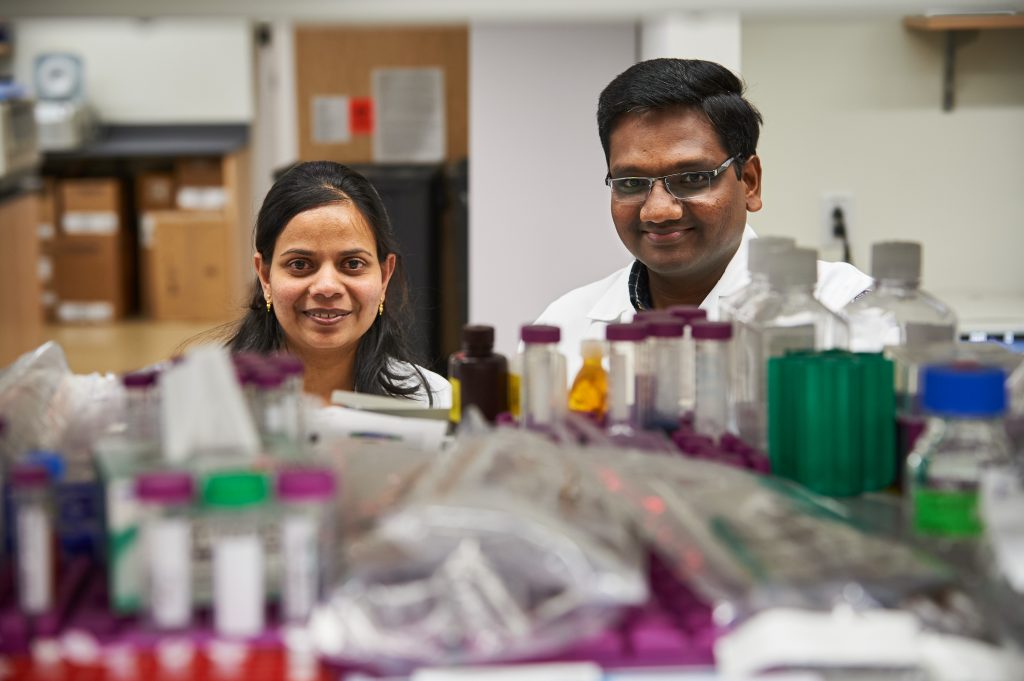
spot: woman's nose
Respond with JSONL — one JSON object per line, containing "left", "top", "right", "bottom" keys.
{"left": 639, "top": 179, "right": 684, "bottom": 224}
{"left": 308, "top": 266, "right": 344, "bottom": 298}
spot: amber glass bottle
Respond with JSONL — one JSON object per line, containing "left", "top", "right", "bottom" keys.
{"left": 448, "top": 325, "right": 509, "bottom": 424}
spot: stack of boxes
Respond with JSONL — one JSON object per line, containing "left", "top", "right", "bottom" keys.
{"left": 37, "top": 157, "right": 235, "bottom": 324}
{"left": 50, "top": 178, "right": 133, "bottom": 323}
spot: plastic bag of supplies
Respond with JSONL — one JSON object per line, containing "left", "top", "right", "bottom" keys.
{"left": 310, "top": 416, "right": 649, "bottom": 671}
{"left": 0, "top": 341, "right": 124, "bottom": 466}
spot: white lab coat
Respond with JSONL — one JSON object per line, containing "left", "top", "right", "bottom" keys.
{"left": 533, "top": 225, "right": 873, "bottom": 380}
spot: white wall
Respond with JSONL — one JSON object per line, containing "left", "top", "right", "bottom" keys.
{"left": 14, "top": 18, "right": 253, "bottom": 123}
{"left": 469, "top": 23, "right": 636, "bottom": 357}
{"left": 742, "top": 17, "right": 1024, "bottom": 298}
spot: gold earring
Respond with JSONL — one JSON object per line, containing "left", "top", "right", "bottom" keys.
{"left": 378, "top": 299, "right": 384, "bottom": 317}
{"left": 265, "top": 297, "right": 272, "bottom": 313}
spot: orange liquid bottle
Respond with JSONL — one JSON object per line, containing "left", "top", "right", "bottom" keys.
{"left": 568, "top": 340, "right": 608, "bottom": 419}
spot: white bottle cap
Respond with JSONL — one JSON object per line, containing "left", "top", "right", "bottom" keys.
{"left": 872, "top": 241, "right": 921, "bottom": 282}
{"left": 767, "top": 247, "right": 817, "bottom": 288}
{"left": 748, "top": 236, "right": 796, "bottom": 275}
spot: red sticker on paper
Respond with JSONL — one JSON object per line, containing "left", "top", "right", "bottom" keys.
{"left": 350, "top": 97, "right": 374, "bottom": 135}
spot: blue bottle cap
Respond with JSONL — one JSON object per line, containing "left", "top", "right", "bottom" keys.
{"left": 24, "top": 450, "right": 66, "bottom": 483}
{"left": 921, "top": 364, "right": 1006, "bottom": 417}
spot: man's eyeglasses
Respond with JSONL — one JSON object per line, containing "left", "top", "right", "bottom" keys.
{"left": 605, "top": 155, "right": 742, "bottom": 204}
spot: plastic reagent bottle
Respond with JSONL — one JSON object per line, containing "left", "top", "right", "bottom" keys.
{"left": 845, "top": 241, "right": 956, "bottom": 353}
{"left": 269, "top": 353, "right": 307, "bottom": 444}
{"left": 646, "top": 318, "right": 685, "bottom": 430}
{"left": 448, "top": 325, "right": 509, "bottom": 424}
{"left": 567, "top": 339, "right": 608, "bottom": 420}
{"left": 605, "top": 322, "right": 647, "bottom": 433}
{"left": 204, "top": 470, "right": 270, "bottom": 638}
{"left": 520, "top": 325, "right": 567, "bottom": 429}
{"left": 718, "top": 236, "right": 795, "bottom": 322}
{"left": 692, "top": 320, "right": 734, "bottom": 440}
{"left": 276, "top": 466, "right": 337, "bottom": 623}
{"left": 136, "top": 470, "right": 195, "bottom": 630}
{"left": 735, "top": 248, "right": 849, "bottom": 449}
{"left": 12, "top": 463, "right": 56, "bottom": 615}
{"left": 907, "top": 364, "right": 1010, "bottom": 538}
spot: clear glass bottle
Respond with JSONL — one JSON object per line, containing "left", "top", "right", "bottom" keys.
{"left": 605, "top": 322, "right": 647, "bottom": 434}
{"left": 203, "top": 470, "right": 270, "bottom": 638}
{"left": 667, "top": 306, "right": 707, "bottom": 413}
{"left": 735, "top": 248, "right": 849, "bottom": 449}
{"left": 449, "top": 325, "right": 509, "bottom": 424}
{"left": 11, "top": 463, "right": 57, "bottom": 615}
{"left": 276, "top": 466, "right": 337, "bottom": 623}
{"left": 907, "top": 364, "right": 1010, "bottom": 540}
{"left": 718, "top": 236, "right": 795, "bottom": 322}
{"left": 122, "top": 370, "right": 160, "bottom": 443}
{"left": 568, "top": 340, "right": 608, "bottom": 420}
{"left": 692, "top": 320, "right": 734, "bottom": 440}
{"left": 270, "top": 353, "right": 307, "bottom": 445}
{"left": 845, "top": 241, "right": 956, "bottom": 353}
{"left": 135, "top": 470, "right": 195, "bottom": 631}
{"left": 519, "top": 325, "right": 567, "bottom": 430}
{"left": 646, "top": 318, "right": 685, "bottom": 430}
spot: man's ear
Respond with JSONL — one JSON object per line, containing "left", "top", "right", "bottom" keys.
{"left": 742, "top": 154, "right": 763, "bottom": 213}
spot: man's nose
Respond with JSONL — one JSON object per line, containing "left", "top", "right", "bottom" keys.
{"left": 639, "top": 179, "right": 683, "bottom": 224}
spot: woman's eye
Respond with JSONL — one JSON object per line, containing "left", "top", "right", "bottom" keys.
{"left": 342, "top": 258, "right": 365, "bottom": 271}
{"left": 287, "top": 260, "right": 311, "bottom": 272}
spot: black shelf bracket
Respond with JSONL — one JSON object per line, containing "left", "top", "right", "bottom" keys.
{"left": 941, "top": 29, "right": 979, "bottom": 112}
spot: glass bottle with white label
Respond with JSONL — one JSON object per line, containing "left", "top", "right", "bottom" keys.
{"left": 11, "top": 463, "right": 56, "bottom": 615}
{"left": 275, "top": 466, "right": 337, "bottom": 623}
{"left": 646, "top": 318, "right": 685, "bottom": 431}
{"left": 667, "top": 306, "right": 708, "bottom": 414}
{"left": 135, "top": 471, "right": 195, "bottom": 631}
{"left": 203, "top": 470, "right": 270, "bottom": 639}
{"left": 692, "top": 320, "right": 734, "bottom": 440}
{"left": 844, "top": 241, "right": 956, "bottom": 353}
{"left": 735, "top": 248, "right": 849, "bottom": 449}
{"left": 907, "top": 364, "right": 1011, "bottom": 542}
{"left": 605, "top": 322, "right": 647, "bottom": 435}
{"left": 519, "top": 325, "right": 567, "bottom": 431}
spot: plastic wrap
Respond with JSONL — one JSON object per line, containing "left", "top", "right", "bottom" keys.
{"left": 311, "top": 420, "right": 648, "bottom": 671}
{"left": 0, "top": 341, "right": 124, "bottom": 465}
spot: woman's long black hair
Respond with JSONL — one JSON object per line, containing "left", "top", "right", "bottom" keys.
{"left": 225, "top": 161, "right": 430, "bottom": 402}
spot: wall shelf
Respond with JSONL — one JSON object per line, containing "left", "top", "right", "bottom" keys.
{"left": 903, "top": 13, "right": 1024, "bottom": 111}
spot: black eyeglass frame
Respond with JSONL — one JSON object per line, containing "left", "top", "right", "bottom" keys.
{"left": 605, "top": 155, "right": 745, "bottom": 203}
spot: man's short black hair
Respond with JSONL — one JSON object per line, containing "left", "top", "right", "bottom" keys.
{"left": 597, "top": 58, "right": 763, "bottom": 165}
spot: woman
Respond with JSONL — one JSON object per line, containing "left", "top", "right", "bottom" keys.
{"left": 227, "top": 161, "right": 450, "bottom": 407}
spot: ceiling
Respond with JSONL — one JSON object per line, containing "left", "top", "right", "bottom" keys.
{"left": 4, "top": 0, "right": 1023, "bottom": 22}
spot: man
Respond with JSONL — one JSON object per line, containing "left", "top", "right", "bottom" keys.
{"left": 534, "top": 58, "right": 871, "bottom": 377}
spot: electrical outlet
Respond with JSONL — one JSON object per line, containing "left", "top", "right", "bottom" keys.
{"left": 820, "top": 192, "right": 854, "bottom": 251}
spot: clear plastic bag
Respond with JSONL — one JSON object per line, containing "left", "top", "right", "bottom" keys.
{"left": 0, "top": 341, "right": 124, "bottom": 466}
{"left": 310, "top": 418, "right": 648, "bottom": 671}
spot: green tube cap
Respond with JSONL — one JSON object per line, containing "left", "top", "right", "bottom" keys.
{"left": 203, "top": 471, "right": 269, "bottom": 508}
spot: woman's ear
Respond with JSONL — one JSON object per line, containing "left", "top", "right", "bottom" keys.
{"left": 380, "top": 253, "right": 397, "bottom": 293}
{"left": 254, "top": 252, "right": 271, "bottom": 298}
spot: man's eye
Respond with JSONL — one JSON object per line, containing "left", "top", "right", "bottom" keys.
{"left": 675, "top": 172, "right": 709, "bottom": 186}
{"left": 616, "top": 178, "right": 649, "bottom": 193}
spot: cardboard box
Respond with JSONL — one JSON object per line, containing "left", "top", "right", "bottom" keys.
{"left": 149, "top": 211, "right": 233, "bottom": 321}
{"left": 174, "top": 158, "right": 222, "bottom": 188}
{"left": 60, "top": 178, "right": 122, "bottom": 236}
{"left": 38, "top": 180, "right": 59, "bottom": 322}
{"left": 135, "top": 172, "right": 175, "bottom": 211}
{"left": 52, "top": 234, "right": 131, "bottom": 322}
